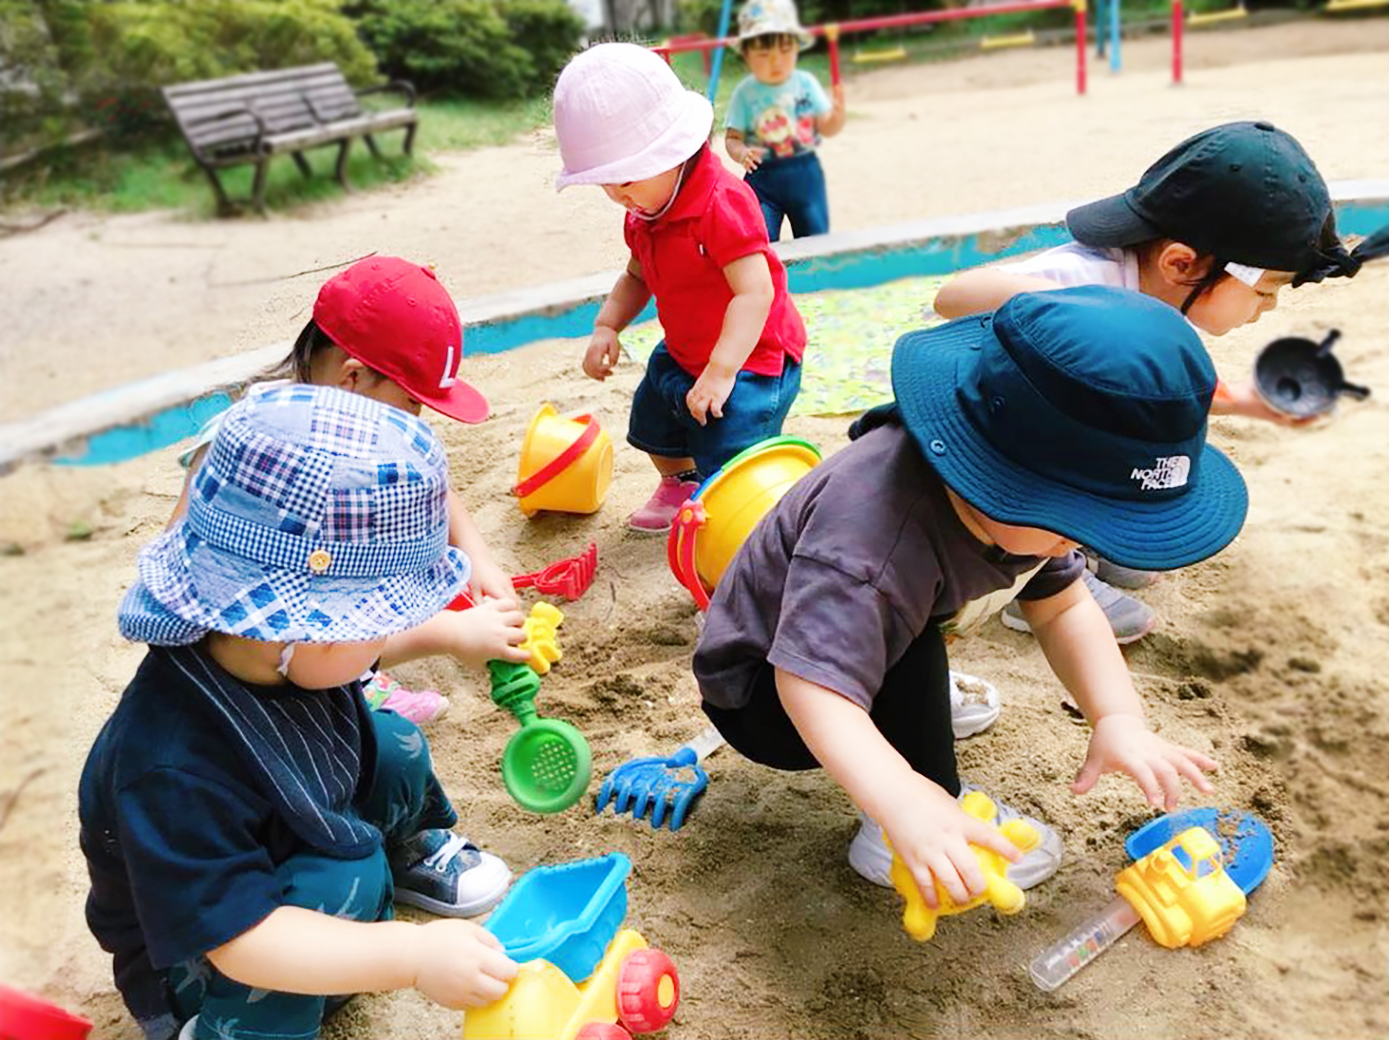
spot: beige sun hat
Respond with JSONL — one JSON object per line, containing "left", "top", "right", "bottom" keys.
{"left": 735, "top": 0, "right": 815, "bottom": 49}
{"left": 553, "top": 43, "right": 714, "bottom": 191}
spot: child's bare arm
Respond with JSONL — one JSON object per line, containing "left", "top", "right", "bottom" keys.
{"left": 933, "top": 269, "right": 1062, "bottom": 319}
{"left": 725, "top": 128, "right": 765, "bottom": 171}
{"left": 686, "top": 253, "right": 775, "bottom": 426}
{"left": 207, "top": 906, "right": 517, "bottom": 1009}
{"left": 380, "top": 599, "right": 529, "bottom": 671}
{"left": 775, "top": 668, "right": 1020, "bottom": 907}
{"left": 585, "top": 256, "right": 650, "bottom": 380}
{"left": 816, "top": 84, "right": 847, "bottom": 137}
{"left": 1020, "top": 579, "right": 1218, "bottom": 809}
{"left": 446, "top": 490, "right": 514, "bottom": 600}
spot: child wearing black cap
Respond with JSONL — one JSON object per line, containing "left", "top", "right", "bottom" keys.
{"left": 693, "top": 285, "right": 1244, "bottom": 910}
{"left": 934, "top": 120, "right": 1352, "bottom": 631}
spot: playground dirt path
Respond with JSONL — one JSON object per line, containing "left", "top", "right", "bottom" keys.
{"left": 2, "top": 18, "right": 1388, "bottom": 1040}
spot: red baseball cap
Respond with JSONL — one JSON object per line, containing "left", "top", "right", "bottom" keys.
{"left": 313, "top": 256, "right": 489, "bottom": 424}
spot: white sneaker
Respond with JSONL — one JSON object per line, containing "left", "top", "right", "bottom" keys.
{"left": 949, "top": 671, "right": 1000, "bottom": 739}
{"left": 178, "top": 1016, "right": 198, "bottom": 1040}
{"left": 847, "top": 784, "right": 1063, "bottom": 891}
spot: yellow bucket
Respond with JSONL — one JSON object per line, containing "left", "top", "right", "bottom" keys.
{"left": 514, "top": 404, "right": 613, "bottom": 517}
{"left": 668, "top": 436, "right": 821, "bottom": 609}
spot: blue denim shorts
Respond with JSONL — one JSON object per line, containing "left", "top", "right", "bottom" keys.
{"left": 627, "top": 343, "right": 802, "bottom": 479}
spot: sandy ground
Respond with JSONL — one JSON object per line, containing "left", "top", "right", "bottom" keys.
{"left": 1, "top": 19, "right": 1388, "bottom": 1040}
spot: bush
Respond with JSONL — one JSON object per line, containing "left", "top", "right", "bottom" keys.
{"left": 351, "top": 0, "right": 584, "bottom": 99}
{"left": 2, "top": 0, "right": 379, "bottom": 154}
{"left": 499, "top": 0, "right": 587, "bottom": 91}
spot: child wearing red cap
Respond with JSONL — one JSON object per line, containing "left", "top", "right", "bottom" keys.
{"left": 553, "top": 43, "right": 807, "bottom": 532}
{"left": 171, "top": 257, "right": 531, "bottom": 723}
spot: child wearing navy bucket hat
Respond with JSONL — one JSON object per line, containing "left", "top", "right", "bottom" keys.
{"left": 694, "top": 285, "right": 1246, "bottom": 908}
{"left": 82, "top": 386, "right": 519, "bottom": 1040}
{"left": 171, "top": 256, "right": 532, "bottom": 727}
{"left": 935, "top": 120, "right": 1354, "bottom": 640}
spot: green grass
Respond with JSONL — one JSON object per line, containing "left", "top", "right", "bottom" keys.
{"left": 4, "top": 93, "right": 554, "bottom": 218}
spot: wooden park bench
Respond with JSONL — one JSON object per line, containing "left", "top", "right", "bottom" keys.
{"left": 162, "top": 63, "right": 418, "bottom": 214}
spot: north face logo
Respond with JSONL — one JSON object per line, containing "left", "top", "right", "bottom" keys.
{"left": 1131, "top": 455, "right": 1190, "bottom": 491}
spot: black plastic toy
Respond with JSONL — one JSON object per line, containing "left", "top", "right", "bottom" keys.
{"left": 1253, "top": 329, "right": 1370, "bottom": 418}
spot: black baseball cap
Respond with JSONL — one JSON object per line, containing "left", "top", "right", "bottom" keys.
{"left": 1066, "top": 121, "right": 1331, "bottom": 275}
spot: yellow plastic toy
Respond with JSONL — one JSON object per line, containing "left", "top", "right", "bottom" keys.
{"left": 1115, "top": 826, "right": 1246, "bottom": 949}
{"left": 514, "top": 404, "right": 614, "bottom": 517}
{"left": 521, "top": 601, "right": 565, "bottom": 676}
{"left": 888, "top": 790, "right": 1042, "bottom": 942}
{"left": 1029, "top": 825, "right": 1249, "bottom": 991}
{"left": 463, "top": 929, "right": 678, "bottom": 1040}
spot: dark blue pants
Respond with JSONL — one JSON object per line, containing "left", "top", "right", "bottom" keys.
{"left": 746, "top": 152, "right": 830, "bottom": 242}
{"left": 627, "top": 342, "right": 802, "bottom": 480}
{"left": 163, "top": 710, "right": 455, "bottom": 1040}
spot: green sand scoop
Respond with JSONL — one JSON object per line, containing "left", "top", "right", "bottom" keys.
{"left": 488, "top": 659, "right": 592, "bottom": 814}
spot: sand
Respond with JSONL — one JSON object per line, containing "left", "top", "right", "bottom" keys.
{"left": 1, "top": 19, "right": 1387, "bottom": 1040}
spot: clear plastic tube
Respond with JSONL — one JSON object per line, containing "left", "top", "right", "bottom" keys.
{"left": 1030, "top": 896, "right": 1141, "bottom": 991}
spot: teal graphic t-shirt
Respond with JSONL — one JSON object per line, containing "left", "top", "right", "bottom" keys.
{"left": 725, "top": 69, "right": 832, "bottom": 161}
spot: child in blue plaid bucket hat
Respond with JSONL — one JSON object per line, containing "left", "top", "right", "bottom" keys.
{"left": 82, "top": 386, "right": 519, "bottom": 1040}
{"left": 172, "top": 255, "right": 532, "bottom": 726}
{"left": 694, "top": 286, "right": 1247, "bottom": 913}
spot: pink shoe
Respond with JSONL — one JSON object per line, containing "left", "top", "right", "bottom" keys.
{"left": 628, "top": 476, "right": 699, "bottom": 533}
{"left": 363, "top": 671, "right": 450, "bottom": 726}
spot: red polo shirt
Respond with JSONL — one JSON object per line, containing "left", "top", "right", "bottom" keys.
{"left": 623, "top": 146, "right": 806, "bottom": 378}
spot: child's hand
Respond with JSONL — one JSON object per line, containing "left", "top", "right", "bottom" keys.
{"left": 413, "top": 919, "right": 518, "bottom": 1009}
{"left": 1072, "top": 714, "right": 1218, "bottom": 811}
{"left": 469, "top": 559, "right": 516, "bottom": 603}
{"left": 446, "top": 597, "right": 530, "bottom": 668}
{"left": 686, "top": 363, "right": 737, "bottom": 426}
{"left": 879, "top": 779, "right": 1022, "bottom": 910}
{"left": 1214, "top": 379, "right": 1319, "bottom": 427}
{"left": 739, "top": 145, "right": 767, "bottom": 172}
{"left": 584, "top": 327, "right": 622, "bottom": 381}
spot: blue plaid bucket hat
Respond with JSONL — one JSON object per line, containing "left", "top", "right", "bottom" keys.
{"left": 119, "top": 384, "right": 470, "bottom": 646}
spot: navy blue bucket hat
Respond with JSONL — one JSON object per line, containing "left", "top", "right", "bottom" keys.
{"left": 891, "top": 285, "right": 1248, "bottom": 571}
{"left": 119, "top": 384, "right": 470, "bottom": 646}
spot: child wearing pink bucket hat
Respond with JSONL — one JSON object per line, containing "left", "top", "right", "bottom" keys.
{"left": 553, "top": 42, "right": 808, "bottom": 533}
{"left": 169, "top": 257, "right": 532, "bottom": 724}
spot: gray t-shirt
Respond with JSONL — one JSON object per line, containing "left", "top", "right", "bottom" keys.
{"left": 693, "top": 421, "right": 1084, "bottom": 711}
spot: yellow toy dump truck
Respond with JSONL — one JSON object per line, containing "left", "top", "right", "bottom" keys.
{"left": 463, "top": 853, "right": 680, "bottom": 1040}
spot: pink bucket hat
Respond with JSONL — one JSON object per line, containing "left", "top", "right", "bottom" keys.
{"left": 553, "top": 43, "right": 714, "bottom": 191}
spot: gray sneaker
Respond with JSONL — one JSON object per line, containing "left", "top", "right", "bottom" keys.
{"left": 390, "top": 829, "right": 512, "bottom": 918}
{"left": 1090, "top": 553, "right": 1159, "bottom": 590}
{"left": 1002, "top": 570, "right": 1156, "bottom": 644}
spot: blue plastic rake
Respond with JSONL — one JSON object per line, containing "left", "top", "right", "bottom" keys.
{"left": 595, "top": 726, "right": 726, "bottom": 831}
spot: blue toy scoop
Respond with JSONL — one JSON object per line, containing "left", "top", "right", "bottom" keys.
{"left": 1125, "top": 807, "right": 1274, "bottom": 895}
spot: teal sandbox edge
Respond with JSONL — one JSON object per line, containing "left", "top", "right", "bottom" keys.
{"left": 4, "top": 186, "right": 1385, "bottom": 471}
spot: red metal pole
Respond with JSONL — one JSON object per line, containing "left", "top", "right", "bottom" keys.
{"left": 826, "top": 24, "right": 842, "bottom": 87}
{"left": 1171, "top": 0, "right": 1183, "bottom": 85}
{"left": 1074, "top": 0, "right": 1087, "bottom": 95}
{"left": 656, "top": 46, "right": 673, "bottom": 65}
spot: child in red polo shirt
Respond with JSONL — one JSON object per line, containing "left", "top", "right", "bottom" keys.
{"left": 553, "top": 43, "right": 807, "bottom": 532}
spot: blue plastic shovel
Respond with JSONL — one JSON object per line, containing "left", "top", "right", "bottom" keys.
{"left": 594, "top": 726, "right": 726, "bottom": 831}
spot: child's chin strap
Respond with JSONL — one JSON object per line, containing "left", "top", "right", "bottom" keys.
{"left": 629, "top": 157, "right": 693, "bottom": 223}
{"left": 1293, "top": 222, "right": 1389, "bottom": 287}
